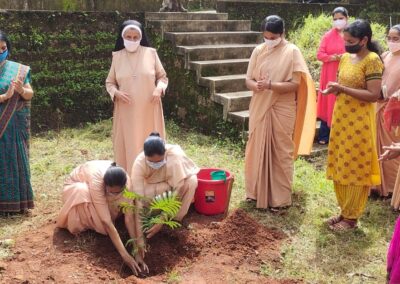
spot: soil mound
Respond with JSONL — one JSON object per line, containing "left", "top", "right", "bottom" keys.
{"left": 1, "top": 209, "right": 300, "bottom": 284}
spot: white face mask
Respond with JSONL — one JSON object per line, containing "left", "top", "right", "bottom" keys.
{"left": 388, "top": 41, "right": 400, "bottom": 54}
{"left": 333, "top": 19, "right": 347, "bottom": 30}
{"left": 264, "top": 37, "right": 282, "bottom": 48}
{"left": 124, "top": 39, "right": 140, "bottom": 52}
{"left": 146, "top": 159, "right": 166, "bottom": 170}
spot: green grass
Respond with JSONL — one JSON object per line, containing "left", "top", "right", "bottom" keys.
{"left": 166, "top": 269, "right": 181, "bottom": 284}
{"left": 0, "top": 119, "right": 397, "bottom": 283}
{"left": 249, "top": 159, "right": 396, "bottom": 283}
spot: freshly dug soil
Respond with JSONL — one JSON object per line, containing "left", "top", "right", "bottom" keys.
{"left": 0, "top": 209, "right": 302, "bottom": 283}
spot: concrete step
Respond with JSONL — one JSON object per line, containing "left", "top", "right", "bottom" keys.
{"left": 199, "top": 74, "right": 247, "bottom": 94}
{"left": 145, "top": 12, "right": 229, "bottom": 21}
{"left": 147, "top": 20, "right": 251, "bottom": 33}
{"left": 165, "top": 31, "right": 262, "bottom": 46}
{"left": 213, "top": 91, "right": 252, "bottom": 118}
{"left": 189, "top": 58, "right": 249, "bottom": 77}
{"left": 228, "top": 110, "right": 249, "bottom": 129}
{"left": 177, "top": 44, "right": 257, "bottom": 61}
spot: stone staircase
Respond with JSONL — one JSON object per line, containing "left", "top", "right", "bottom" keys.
{"left": 145, "top": 12, "right": 325, "bottom": 155}
{"left": 146, "top": 11, "right": 261, "bottom": 133}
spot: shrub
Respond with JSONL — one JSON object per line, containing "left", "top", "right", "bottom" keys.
{"left": 289, "top": 14, "right": 388, "bottom": 82}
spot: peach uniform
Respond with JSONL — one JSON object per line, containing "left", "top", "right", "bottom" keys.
{"left": 57, "top": 160, "right": 127, "bottom": 235}
{"left": 131, "top": 144, "right": 199, "bottom": 221}
{"left": 106, "top": 46, "right": 168, "bottom": 172}
{"left": 245, "top": 40, "right": 316, "bottom": 209}
{"left": 376, "top": 51, "right": 400, "bottom": 197}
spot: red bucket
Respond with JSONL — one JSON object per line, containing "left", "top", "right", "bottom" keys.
{"left": 195, "top": 168, "right": 234, "bottom": 216}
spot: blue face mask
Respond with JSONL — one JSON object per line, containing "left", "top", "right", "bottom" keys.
{"left": 0, "top": 50, "right": 8, "bottom": 62}
{"left": 146, "top": 159, "right": 166, "bottom": 170}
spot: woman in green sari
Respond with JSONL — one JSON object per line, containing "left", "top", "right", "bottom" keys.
{"left": 0, "top": 31, "right": 34, "bottom": 213}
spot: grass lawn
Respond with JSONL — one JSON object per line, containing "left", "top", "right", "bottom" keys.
{"left": 0, "top": 119, "right": 397, "bottom": 283}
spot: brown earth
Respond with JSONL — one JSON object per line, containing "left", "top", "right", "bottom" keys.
{"left": 0, "top": 209, "right": 302, "bottom": 284}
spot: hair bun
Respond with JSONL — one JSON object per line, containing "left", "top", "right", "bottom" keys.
{"left": 149, "top": 132, "right": 160, "bottom": 137}
{"left": 111, "top": 162, "right": 117, "bottom": 167}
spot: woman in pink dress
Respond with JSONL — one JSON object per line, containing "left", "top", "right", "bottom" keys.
{"left": 316, "top": 7, "right": 348, "bottom": 144}
{"left": 380, "top": 143, "right": 400, "bottom": 283}
{"left": 388, "top": 216, "right": 400, "bottom": 284}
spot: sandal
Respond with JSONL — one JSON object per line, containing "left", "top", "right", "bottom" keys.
{"left": 329, "top": 219, "right": 358, "bottom": 232}
{"left": 245, "top": 198, "right": 256, "bottom": 203}
{"left": 269, "top": 206, "right": 290, "bottom": 212}
{"left": 326, "top": 215, "right": 343, "bottom": 226}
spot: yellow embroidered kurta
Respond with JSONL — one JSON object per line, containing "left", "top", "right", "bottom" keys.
{"left": 327, "top": 52, "right": 383, "bottom": 187}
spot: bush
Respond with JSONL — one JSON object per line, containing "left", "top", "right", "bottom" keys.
{"left": 288, "top": 14, "right": 388, "bottom": 82}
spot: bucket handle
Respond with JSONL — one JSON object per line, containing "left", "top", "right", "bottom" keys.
{"left": 223, "top": 175, "right": 234, "bottom": 218}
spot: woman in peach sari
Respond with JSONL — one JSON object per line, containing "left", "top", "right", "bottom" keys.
{"left": 106, "top": 20, "right": 168, "bottom": 172}
{"left": 376, "top": 25, "right": 400, "bottom": 197}
{"left": 244, "top": 15, "right": 316, "bottom": 209}
{"left": 57, "top": 161, "right": 148, "bottom": 275}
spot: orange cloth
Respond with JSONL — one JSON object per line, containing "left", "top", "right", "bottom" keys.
{"left": 57, "top": 160, "right": 127, "bottom": 235}
{"left": 376, "top": 51, "right": 400, "bottom": 196}
{"left": 244, "top": 40, "right": 316, "bottom": 209}
{"left": 106, "top": 46, "right": 168, "bottom": 172}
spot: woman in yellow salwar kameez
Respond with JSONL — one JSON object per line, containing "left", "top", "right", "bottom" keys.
{"left": 324, "top": 20, "right": 383, "bottom": 231}
{"left": 245, "top": 15, "right": 316, "bottom": 209}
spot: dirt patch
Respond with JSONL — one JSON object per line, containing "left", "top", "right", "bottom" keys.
{"left": 304, "top": 143, "right": 328, "bottom": 171}
{"left": 0, "top": 209, "right": 301, "bottom": 284}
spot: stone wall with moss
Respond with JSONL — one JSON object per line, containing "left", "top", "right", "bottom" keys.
{"left": 0, "top": 10, "right": 237, "bottom": 137}
{"left": 217, "top": 0, "right": 400, "bottom": 31}
{"left": 359, "top": 0, "right": 400, "bottom": 27}
{"left": 0, "top": 0, "right": 217, "bottom": 11}
{"left": 216, "top": 1, "right": 364, "bottom": 31}
{"left": 0, "top": 10, "right": 144, "bottom": 131}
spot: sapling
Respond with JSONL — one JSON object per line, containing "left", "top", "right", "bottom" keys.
{"left": 119, "top": 189, "right": 182, "bottom": 258}
{"left": 142, "top": 190, "right": 182, "bottom": 232}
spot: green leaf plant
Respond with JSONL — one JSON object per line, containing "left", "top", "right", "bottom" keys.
{"left": 119, "top": 189, "right": 182, "bottom": 257}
